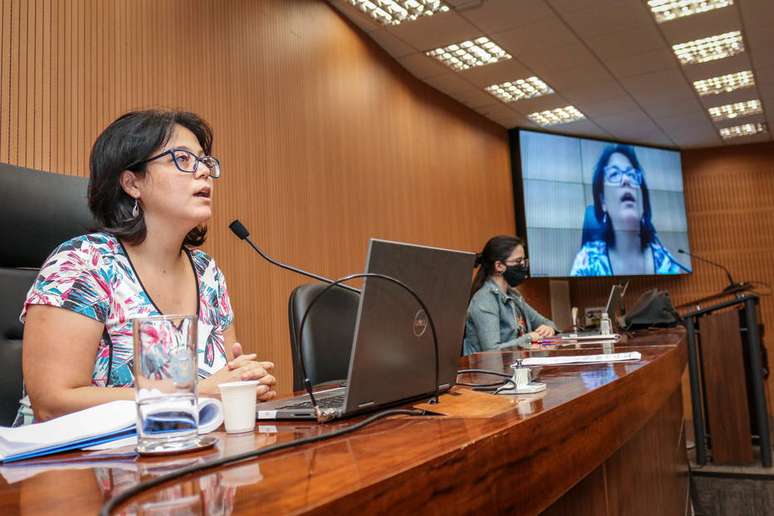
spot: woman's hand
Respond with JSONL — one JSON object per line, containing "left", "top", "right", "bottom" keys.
{"left": 533, "top": 325, "right": 556, "bottom": 338}
{"left": 200, "top": 343, "right": 277, "bottom": 401}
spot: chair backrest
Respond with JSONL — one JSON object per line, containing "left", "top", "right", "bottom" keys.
{"left": 287, "top": 283, "right": 360, "bottom": 392}
{"left": 0, "top": 163, "right": 94, "bottom": 425}
{"left": 581, "top": 204, "right": 605, "bottom": 245}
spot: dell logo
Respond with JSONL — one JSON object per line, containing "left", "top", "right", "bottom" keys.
{"left": 413, "top": 309, "right": 428, "bottom": 337}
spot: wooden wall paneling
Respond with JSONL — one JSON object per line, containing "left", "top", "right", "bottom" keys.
{"left": 4, "top": 0, "right": 514, "bottom": 396}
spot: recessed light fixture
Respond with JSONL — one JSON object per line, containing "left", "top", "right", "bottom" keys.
{"left": 648, "top": 0, "right": 733, "bottom": 23}
{"left": 708, "top": 99, "right": 762, "bottom": 121}
{"left": 527, "top": 106, "right": 585, "bottom": 126}
{"left": 426, "top": 37, "right": 511, "bottom": 71}
{"left": 485, "top": 77, "right": 554, "bottom": 103}
{"left": 348, "top": 0, "right": 450, "bottom": 26}
{"left": 672, "top": 31, "right": 744, "bottom": 65}
{"left": 719, "top": 122, "right": 767, "bottom": 139}
{"left": 693, "top": 70, "right": 755, "bottom": 96}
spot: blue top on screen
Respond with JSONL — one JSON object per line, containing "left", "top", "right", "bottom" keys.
{"left": 517, "top": 130, "right": 692, "bottom": 278}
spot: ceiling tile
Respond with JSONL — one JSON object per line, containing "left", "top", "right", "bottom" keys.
{"left": 386, "top": 11, "right": 480, "bottom": 51}
{"left": 367, "top": 28, "right": 416, "bottom": 58}
{"left": 657, "top": 8, "right": 742, "bottom": 45}
{"left": 538, "top": 61, "right": 615, "bottom": 92}
{"left": 680, "top": 53, "right": 754, "bottom": 81}
{"left": 561, "top": 82, "right": 630, "bottom": 105}
{"left": 585, "top": 25, "right": 666, "bottom": 61}
{"left": 494, "top": 18, "right": 580, "bottom": 57}
{"left": 605, "top": 48, "right": 679, "bottom": 79}
{"left": 508, "top": 93, "right": 573, "bottom": 115}
{"left": 578, "top": 98, "right": 643, "bottom": 118}
{"left": 556, "top": 2, "right": 654, "bottom": 38}
{"left": 396, "top": 53, "right": 448, "bottom": 79}
{"left": 637, "top": 94, "right": 705, "bottom": 119}
{"left": 619, "top": 69, "right": 691, "bottom": 98}
{"left": 462, "top": 58, "right": 533, "bottom": 87}
{"left": 422, "top": 72, "right": 475, "bottom": 95}
{"left": 518, "top": 43, "right": 601, "bottom": 76}
{"left": 460, "top": 0, "right": 554, "bottom": 35}
{"left": 457, "top": 87, "right": 501, "bottom": 109}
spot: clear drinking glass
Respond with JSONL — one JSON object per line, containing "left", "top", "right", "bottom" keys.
{"left": 133, "top": 314, "right": 199, "bottom": 454}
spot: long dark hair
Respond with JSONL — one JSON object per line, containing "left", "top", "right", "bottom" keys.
{"left": 88, "top": 109, "right": 214, "bottom": 246}
{"left": 470, "top": 235, "right": 524, "bottom": 299}
{"left": 591, "top": 144, "right": 656, "bottom": 250}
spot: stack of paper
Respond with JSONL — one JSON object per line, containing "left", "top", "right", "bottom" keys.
{"left": 0, "top": 398, "right": 223, "bottom": 463}
{"left": 520, "top": 351, "right": 642, "bottom": 366}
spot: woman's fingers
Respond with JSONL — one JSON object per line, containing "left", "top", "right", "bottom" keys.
{"left": 231, "top": 342, "right": 244, "bottom": 358}
{"left": 258, "top": 389, "right": 277, "bottom": 402}
{"left": 228, "top": 353, "right": 258, "bottom": 369}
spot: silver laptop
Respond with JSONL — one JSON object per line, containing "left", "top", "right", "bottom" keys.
{"left": 256, "top": 239, "right": 475, "bottom": 420}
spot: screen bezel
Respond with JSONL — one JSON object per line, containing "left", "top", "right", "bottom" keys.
{"left": 508, "top": 127, "right": 691, "bottom": 280}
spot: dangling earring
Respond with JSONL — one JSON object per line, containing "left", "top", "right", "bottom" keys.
{"left": 602, "top": 212, "right": 608, "bottom": 225}
{"left": 132, "top": 199, "right": 140, "bottom": 218}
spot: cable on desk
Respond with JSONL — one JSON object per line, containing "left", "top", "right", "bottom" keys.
{"left": 100, "top": 408, "right": 424, "bottom": 516}
{"left": 457, "top": 368, "right": 512, "bottom": 379}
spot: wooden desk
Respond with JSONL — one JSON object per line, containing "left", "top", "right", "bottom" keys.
{"left": 0, "top": 330, "right": 688, "bottom": 515}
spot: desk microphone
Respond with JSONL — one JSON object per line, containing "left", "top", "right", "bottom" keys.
{"left": 677, "top": 249, "right": 748, "bottom": 294}
{"left": 228, "top": 219, "right": 360, "bottom": 294}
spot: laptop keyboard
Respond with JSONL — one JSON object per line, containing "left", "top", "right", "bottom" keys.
{"left": 278, "top": 394, "right": 345, "bottom": 410}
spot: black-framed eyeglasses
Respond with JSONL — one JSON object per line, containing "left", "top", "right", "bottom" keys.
{"left": 505, "top": 257, "right": 529, "bottom": 268}
{"left": 131, "top": 148, "right": 221, "bottom": 179}
{"left": 603, "top": 165, "right": 642, "bottom": 188}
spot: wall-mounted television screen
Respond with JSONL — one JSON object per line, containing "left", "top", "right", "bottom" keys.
{"left": 512, "top": 129, "right": 692, "bottom": 278}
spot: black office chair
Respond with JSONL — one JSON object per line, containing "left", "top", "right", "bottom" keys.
{"left": 0, "top": 163, "right": 94, "bottom": 425}
{"left": 287, "top": 283, "right": 360, "bottom": 392}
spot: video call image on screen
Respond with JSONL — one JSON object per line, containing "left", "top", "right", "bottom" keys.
{"left": 518, "top": 130, "right": 692, "bottom": 278}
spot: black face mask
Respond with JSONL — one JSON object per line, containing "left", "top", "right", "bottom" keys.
{"left": 503, "top": 264, "right": 529, "bottom": 287}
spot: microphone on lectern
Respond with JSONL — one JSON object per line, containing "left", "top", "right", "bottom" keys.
{"left": 677, "top": 249, "right": 748, "bottom": 294}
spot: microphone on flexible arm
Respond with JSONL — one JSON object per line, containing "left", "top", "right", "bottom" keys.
{"left": 228, "top": 219, "right": 359, "bottom": 294}
{"left": 677, "top": 249, "right": 750, "bottom": 294}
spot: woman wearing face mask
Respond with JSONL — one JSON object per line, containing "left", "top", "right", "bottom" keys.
{"left": 463, "top": 235, "right": 557, "bottom": 355}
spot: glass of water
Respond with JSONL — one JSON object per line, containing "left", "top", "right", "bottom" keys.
{"left": 133, "top": 314, "right": 199, "bottom": 454}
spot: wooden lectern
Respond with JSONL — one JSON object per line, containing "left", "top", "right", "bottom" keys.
{"left": 680, "top": 291, "right": 770, "bottom": 466}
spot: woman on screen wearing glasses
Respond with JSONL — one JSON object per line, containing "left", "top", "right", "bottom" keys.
{"left": 463, "top": 235, "right": 557, "bottom": 355}
{"left": 16, "top": 110, "right": 276, "bottom": 425}
{"left": 570, "top": 144, "right": 685, "bottom": 277}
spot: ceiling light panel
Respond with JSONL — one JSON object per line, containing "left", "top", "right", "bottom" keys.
{"left": 672, "top": 31, "right": 744, "bottom": 65}
{"left": 426, "top": 37, "right": 512, "bottom": 71}
{"left": 719, "top": 122, "right": 767, "bottom": 139}
{"left": 347, "top": 0, "right": 450, "bottom": 26}
{"left": 527, "top": 106, "right": 585, "bottom": 126}
{"left": 648, "top": 0, "right": 734, "bottom": 23}
{"left": 708, "top": 99, "right": 762, "bottom": 121}
{"left": 693, "top": 70, "right": 755, "bottom": 96}
{"left": 485, "top": 77, "right": 554, "bottom": 103}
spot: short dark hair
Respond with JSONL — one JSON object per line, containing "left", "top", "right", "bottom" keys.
{"left": 470, "top": 235, "right": 525, "bottom": 299}
{"left": 591, "top": 144, "right": 656, "bottom": 250}
{"left": 88, "top": 110, "right": 214, "bottom": 246}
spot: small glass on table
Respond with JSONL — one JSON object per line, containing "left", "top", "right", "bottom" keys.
{"left": 133, "top": 314, "right": 203, "bottom": 455}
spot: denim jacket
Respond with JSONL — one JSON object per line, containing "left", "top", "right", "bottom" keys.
{"left": 463, "top": 279, "right": 556, "bottom": 355}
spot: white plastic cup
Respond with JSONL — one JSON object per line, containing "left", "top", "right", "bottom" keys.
{"left": 217, "top": 380, "right": 259, "bottom": 434}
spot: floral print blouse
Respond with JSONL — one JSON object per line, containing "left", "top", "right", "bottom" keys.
{"left": 15, "top": 232, "right": 233, "bottom": 425}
